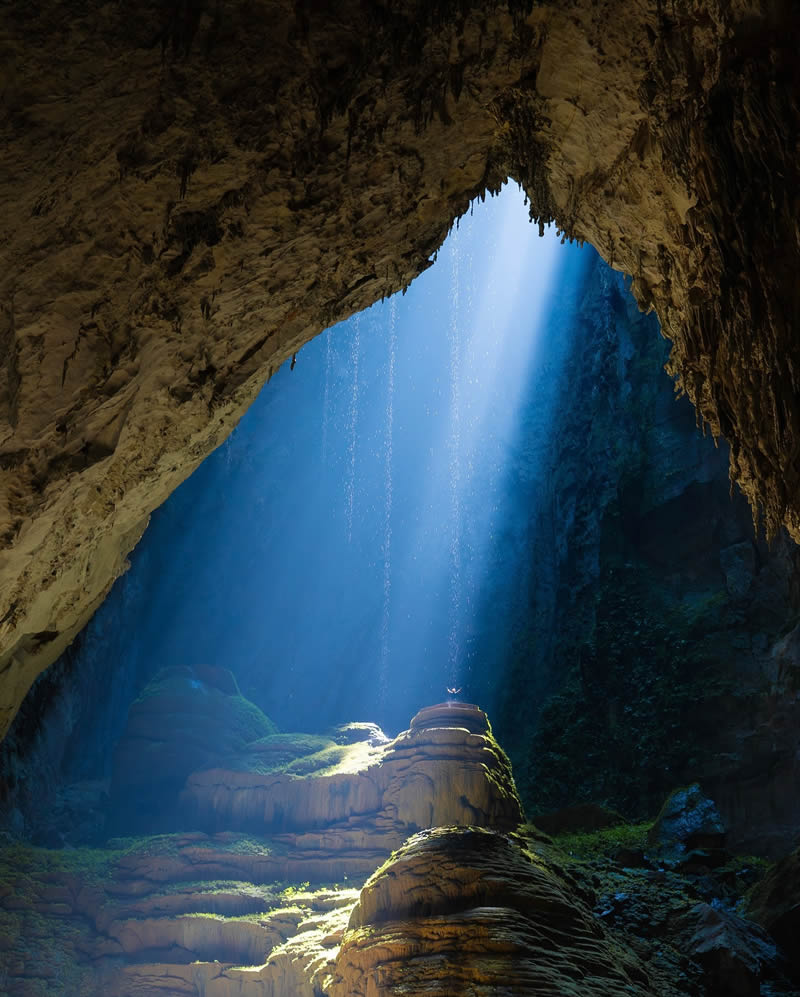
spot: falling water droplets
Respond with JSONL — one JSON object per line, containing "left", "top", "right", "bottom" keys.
{"left": 378, "top": 298, "right": 397, "bottom": 705}
{"left": 321, "top": 329, "right": 332, "bottom": 465}
{"left": 345, "top": 313, "right": 361, "bottom": 543}
{"left": 447, "top": 225, "right": 462, "bottom": 688}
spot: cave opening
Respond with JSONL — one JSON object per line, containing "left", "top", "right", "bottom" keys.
{"left": 3, "top": 183, "right": 800, "bottom": 997}
{"left": 3, "top": 179, "right": 799, "bottom": 852}
{"left": 2, "top": 182, "right": 581, "bottom": 829}
{"left": 2, "top": 0, "right": 800, "bottom": 989}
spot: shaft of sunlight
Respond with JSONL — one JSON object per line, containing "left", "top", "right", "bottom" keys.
{"left": 59, "top": 183, "right": 586, "bottom": 739}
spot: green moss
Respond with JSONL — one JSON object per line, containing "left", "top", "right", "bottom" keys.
{"left": 240, "top": 733, "right": 338, "bottom": 773}
{"left": 546, "top": 821, "right": 652, "bottom": 862}
{"left": 284, "top": 744, "right": 349, "bottom": 776}
{"left": 182, "top": 910, "right": 282, "bottom": 923}
{"left": 0, "top": 840, "right": 125, "bottom": 888}
{"left": 280, "top": 880, "right": 311, "bottom": 898}
{"left": 249, "top": 733, "right": 333, "bottom": 753}
{"left": 230, "top": 695, "right": 278, "bottom": 741}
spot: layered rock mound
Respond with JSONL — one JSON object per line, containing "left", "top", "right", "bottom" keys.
{"left": 0, "top": 836, "right": 360, "bottom": 997}
{"left": 5, "top": 703, "right": 791, "bottom": 996}
{"left": 181, "top": 702, "right": 521, "bottom": 839}
{"left": 331, "top": 825, "right": 653, "bottom": 997}
{"left": 110, "top": 665, "right": 277, "bottom": 831}
{"left": 0, "top": 704, "right": 532, "bottom": 996}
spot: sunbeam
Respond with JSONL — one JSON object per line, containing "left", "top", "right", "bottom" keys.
{"left": 54, "top": 184, "right": 588, "bottom": 738}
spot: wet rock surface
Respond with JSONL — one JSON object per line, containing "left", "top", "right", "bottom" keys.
{"left": 686, "top": 902, "right": 777, "bottom": 997}
{"left": 2, "top": 0, "right": 799, "bottom": 739}
{"left": 647, "top": 784, "right": 727, "bottom": 869}
{"left": 543, "top": 818, "right": 797, "bottom": 997}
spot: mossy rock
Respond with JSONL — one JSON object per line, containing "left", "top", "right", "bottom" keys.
{"left": 109, "top": 666, "right": 277, "bottom": 829}
{"left": 241, "top": 733, "right": 336, "bottom": 772}
{"left": 283, "top": 744, "right": 349, "bottom": 776}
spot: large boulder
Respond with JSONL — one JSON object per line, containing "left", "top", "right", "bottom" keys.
{"left": 648, "top": 783, "right": 726, "bottom": 868}
{"left": 685, "top": 903, "right": 778, "bottom": 997}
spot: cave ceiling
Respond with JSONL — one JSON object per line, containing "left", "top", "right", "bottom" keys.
{"left": 0, "top": 0, "right": 798, "bottom": 738}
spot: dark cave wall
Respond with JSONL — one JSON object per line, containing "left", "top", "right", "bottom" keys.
{"left": 486, "top": 258, "right": 800, "bottom": 856}
{"left": 1, "top": 0, "right": 799, "bottom": 739}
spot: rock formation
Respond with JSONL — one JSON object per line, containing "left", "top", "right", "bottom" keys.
{"left": 1, "top": 703, "right": 525, "bottom": 995}
{"left": 110, "top": 665, "right": 277, "bottom": 831}
{"left": 478, "top": 256, "right": 800, "bottom": 852}
{"left": 331, "top": 825, "right": 654, "bottom": 997}
{"left": 1, "top": 0, "right": 799, "bottom": 739}
{"left": 3, "top": 703, "right": 797, "bottom": 996}
{"left": 180, "top": 702, "right": 522, "bottom": 840}
{"left": 747, "top": 845, "right": 800, "bottom": 983}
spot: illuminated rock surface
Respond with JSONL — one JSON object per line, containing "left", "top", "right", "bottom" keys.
{"left": 331, "top": 825, "right": 654, "bottom": 997}
{"left": 0, "top": 706, "right": 527, "bottom": 995}
{"left": 180, "top": 701, "right": 521, "bottom": 838}
{"left": 2, "top": 708, "right": 797, "bottom": 995}
{"left": 2, "top": 0, "right": 799, "bottom": 739}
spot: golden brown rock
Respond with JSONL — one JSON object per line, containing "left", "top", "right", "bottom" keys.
{"left": 0, "top": 706, "right": 528, "bottom": 996}
{"left": 110, "top": 893, "right": 356, "bottom": 997}
{"left": 331, "top": 825, "right": 654, "bottom": 996}
{"left": 181, "top": 715, "right": 523, "bottom": 838}
{"left": 409, "top": 701, "right": 490, "bottom": 734}
{"left": 1, "top": 0, "right": 799, "bottom": 738}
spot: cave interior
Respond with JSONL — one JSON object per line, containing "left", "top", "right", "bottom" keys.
{"left": 2, "top": 1, "right": 800, "bottom": 995}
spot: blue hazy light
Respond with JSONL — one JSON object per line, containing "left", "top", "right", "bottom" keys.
{"left": 76, "top": 184, "right": 590, "bottom": 737}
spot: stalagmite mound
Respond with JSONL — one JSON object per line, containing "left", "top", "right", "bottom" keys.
{"left": 331, "top": 825, "right": 654, "bottom": 997}
{"left": 1, "top": 0, "right": 799, "bottom": 738}
{"left": 110, "top": 665, "right": 277, "bottom": 830}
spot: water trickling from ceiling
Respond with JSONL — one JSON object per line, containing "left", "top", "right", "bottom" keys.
{"left": 18, "top": 185, "right": 591, "bottom": 749}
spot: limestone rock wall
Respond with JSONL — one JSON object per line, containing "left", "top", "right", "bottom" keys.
{"left": 481, "top": 256, "right": 800, "bottom": 852}
{"left": 2, "top": 0, "right": 799, "bottom": 738}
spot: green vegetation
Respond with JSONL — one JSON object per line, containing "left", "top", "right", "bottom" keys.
{"left": 280, "top": 880, "right": 311, "bottom": 898}
{"left": 0, "top": 839, "right": 125, "bottom": 887}
{"left": 523, "top": 553, "right": 744, "bottom": 820}
{"left": 545, "top": 821, "right": 652, "bottom": 862}
{"left": 284, "top": 744, "right": 349, "bottom": 775}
